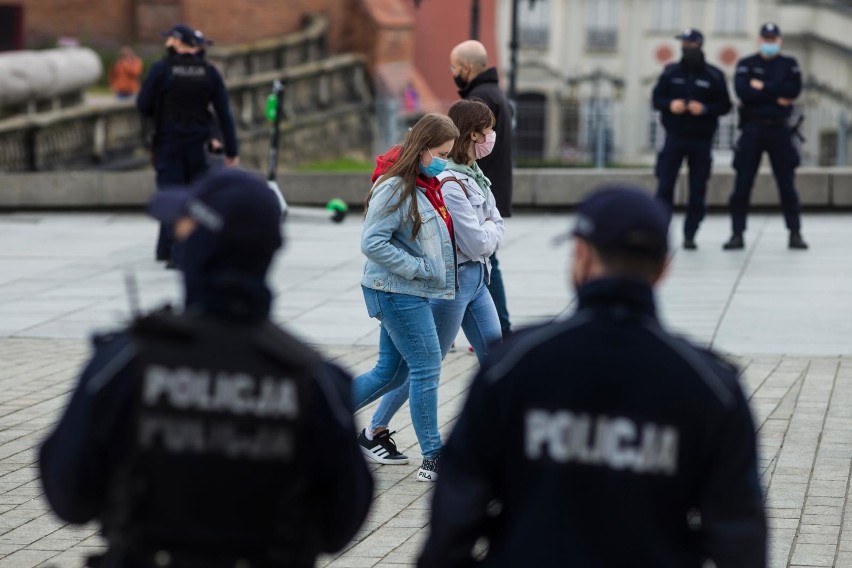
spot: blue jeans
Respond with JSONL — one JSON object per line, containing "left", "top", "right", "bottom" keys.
{"left": 487, "top": 252, "right": 511, "bottom": 335}
{"left": 353, "top": 287, "right": 444, "bottom": 459}
{"left": 369, "top": 261, "right": 500, "bottom": 435}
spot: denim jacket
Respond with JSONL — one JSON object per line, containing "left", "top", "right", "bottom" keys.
{"left": 361, "top": 177, "right": 456, "bottom": 300}
{"left": 437, "top": 169, "right": 504, "bottom": 283}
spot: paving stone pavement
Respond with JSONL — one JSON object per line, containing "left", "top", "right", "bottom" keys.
{"left": 0, "top": 210, "right": 850, "bottom": 567}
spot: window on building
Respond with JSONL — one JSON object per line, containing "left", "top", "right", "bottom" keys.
{"left": 519, "top": 0, "right": 550, "bottom": 49}
{"left": 586, "top": 0, "right": 618, "bottom": 52}
{"left": 715, "top": 0, "right": 746, "bottom": 34}
{"left": 651, "top": 0, "right": 681, "bottom": 32}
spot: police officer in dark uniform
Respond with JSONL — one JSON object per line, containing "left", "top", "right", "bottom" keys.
{"left": 137, "top": 24, "right": 240, "bottom": 267}
{"left": 418, "top": 186, "right": 766, "bottom": 568}
{"left": 724, "top": 22, "right": 808, "bottom": 250}
{"left": 39, "top": 169, "right": 373, "bottom": 568}
{"left": 653, "top": 28, "right": 732, "bottom": 250}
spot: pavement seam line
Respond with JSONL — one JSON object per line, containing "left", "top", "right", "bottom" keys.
{"left": 708, "top": 217, "right": 766, "bottom": 350}
{"left": 785, "top": 359, "right": 840, "bottom": 567}
{"left": 831, "top": 360, "right": 851, "bottom": 568}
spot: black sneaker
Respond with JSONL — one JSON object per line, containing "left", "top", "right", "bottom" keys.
{"left": 722, "top": 233, "right": 744, "bottom": 250}
{"left": 683, "top": 236, "right": 697, "bottom": 250}
{"left": 357, "top": 429, "right": 409, "bottom": 465}
{"left": 789, "top": 231, "right": 809, "bottom": 250}
{"left": 417, "top": 454, "right": 440, "bottom": 482}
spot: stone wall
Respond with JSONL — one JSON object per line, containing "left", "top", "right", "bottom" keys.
{"left": 2, "top": 168, "right": 850, "bottom": 210}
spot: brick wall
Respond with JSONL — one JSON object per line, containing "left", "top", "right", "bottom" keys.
{"left": 19, "top": 0, "right": 134, "bottom": 48}
{"left": 18, "top": 0, "right": 354, "bottom": 51}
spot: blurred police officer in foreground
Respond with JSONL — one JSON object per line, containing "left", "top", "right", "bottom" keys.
{"left": 418, "top": 187, "right": 766, "bottom": 568}
{"left": 39, "top": 169, "right": 373, "bottom": 568}
{"left": 725, "top": 22, "right": 808, "bottom": 250}
{"left": 653, "top": 28, "right": 731, "bottom": 250}
{"left": 138, "top": 24, "right": 240, "bottom": 267}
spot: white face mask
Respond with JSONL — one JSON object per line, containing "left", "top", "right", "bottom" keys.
{"left": 474, "top": 131, "right": 497, "bottom": 160}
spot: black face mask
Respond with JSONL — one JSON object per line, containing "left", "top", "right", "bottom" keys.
{"left": 681, "top": 47, "right": 705, "bottom": 69}
{"left": 166, "top": 46, "right": 177, "bottom": 57}
{"left": 453, "top": 74, "right": 468, "bottom": 90}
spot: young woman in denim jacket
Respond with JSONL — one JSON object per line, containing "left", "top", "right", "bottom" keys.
{"left": 354, "top": 113, "right": 459, "bottom": 482}
{"left": 358, "top": 101, "right": 504, "bottom": 482}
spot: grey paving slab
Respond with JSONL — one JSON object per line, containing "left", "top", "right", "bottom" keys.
{"left": 0, "top": 209, "right": 851, "bottom": 566}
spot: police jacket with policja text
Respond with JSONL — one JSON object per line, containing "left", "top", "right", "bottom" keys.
{"left": 39, "top": 309, "right": 372, "bottom": 567}
{"left": 137, "top": 52, "right": 239, "bottom": 157}
{"left": 418, "top": 278, "right": 766, "bottom": 568}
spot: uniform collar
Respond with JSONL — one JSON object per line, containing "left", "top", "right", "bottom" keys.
{"left": 576, "top": 277, "right": 658, "bottom": 319}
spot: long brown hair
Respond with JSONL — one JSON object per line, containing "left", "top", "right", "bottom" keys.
{"left": 447, "top": 99, "right": 495, "bottom": 166}
{"left": 366, "top": 113, "right": 459, "bottom": 238}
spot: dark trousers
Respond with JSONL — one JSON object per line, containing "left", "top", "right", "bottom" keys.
{"left": 729, "top": 122, "right": 801, "bottom": 234}
{"left": 487, "top": 252, "right": 510, "bottom": 336}
{"left": 654, "top": 134, "right": 713, "bottom": 238}
{"left": 153, "top": 134, "right": 209, "bottom": 260}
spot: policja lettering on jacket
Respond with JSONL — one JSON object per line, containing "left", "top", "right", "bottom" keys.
{"left": 143, "top": 365, "right": 299, "bottom": 418}
{"left": 525, "top": 409, "right": 679, "bottom": 475}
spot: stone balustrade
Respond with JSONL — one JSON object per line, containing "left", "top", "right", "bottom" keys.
{"left": 0, "top": 54, "right": 373, "bottom": 173}
{"left": 206, "top": 14, "right": 328, "bottom": 81}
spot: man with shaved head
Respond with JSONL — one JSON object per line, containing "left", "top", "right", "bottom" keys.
{"left": 450, "top": 40, "right": 514, "bottom": 339}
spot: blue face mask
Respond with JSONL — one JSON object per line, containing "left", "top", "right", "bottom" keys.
{"left": 419, "top": 149, "right": 448, "bottom": 178}
{"left": 759, "top": 42, "right": 780, "bottom": 57}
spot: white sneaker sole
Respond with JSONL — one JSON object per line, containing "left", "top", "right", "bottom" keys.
{"left": 416, "top": 469, "right": 438, "bottom": 482}
{"left": 360, "top": 446, "right": 410, "bottom": 465}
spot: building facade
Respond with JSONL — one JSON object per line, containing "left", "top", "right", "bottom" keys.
{"left": 495, "top": 0, "right": 852, "bottom": 166}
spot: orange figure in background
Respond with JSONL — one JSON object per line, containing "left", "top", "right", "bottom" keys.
{"left": 109, "top": 46, "right": 143, "bottom": 99}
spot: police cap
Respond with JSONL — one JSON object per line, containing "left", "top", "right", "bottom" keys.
{"left": 760, "top": 22, "right": 781, "bottom": 38}
{"left": 571, "top": 186, "right": 669, "bottom": 258}
{"left": 675, "top": 28, "right": 704, "bottom": 45}
{"left": 161, "top": 24, "right": 210, "bottom": 47}
{"left": 148, "top": 168, "right": 283, "bottom": 257}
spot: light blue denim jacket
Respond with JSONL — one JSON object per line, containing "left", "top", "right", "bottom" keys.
{"left": 361, "top": 177, "right": 456, "bottom": 300}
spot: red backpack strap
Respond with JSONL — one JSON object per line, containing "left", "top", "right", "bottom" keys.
{"left": 438, "top": 175, "right": 469, "bottom": 198}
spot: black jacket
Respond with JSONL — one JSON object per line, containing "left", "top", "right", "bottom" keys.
{"left": 40, "top": 310, "right": 373, "bottom": 567}
{"left": 460, "top": 67, "right": 514, "bottom": 217}
{"left": 735, "top": 52, "right": 802, "bottom": 121}
{"left": 653, "top": 58, "right": 732, "bottom": 140}
{"left": 419, "top": 278, "right": 766, "bottom": 568}
{"left": 137, "top": 53, "right": 239, "bottom": 158}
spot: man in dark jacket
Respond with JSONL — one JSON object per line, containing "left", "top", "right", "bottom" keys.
{"left": 450, "top": 40, "right": 513, "bottom": 337}
{"left": 724, "top": 22, "right": 808, "bottom": 251}
{"left": 137, "top": 24, "right": 240, "bottom": 267}
{"left": 653, "top": 28, "right": 731, "bottom": 249}
{"left": 40, "top": 168, "right": 373, "bottom": 568}
{"left": 418, "top": 186, "right": 766, "bottom": 568}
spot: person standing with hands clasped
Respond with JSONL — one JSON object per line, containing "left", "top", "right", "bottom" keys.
{"left": 419, "top": 186, "right": 766, "bottom": 567}
{"left": 724, "top": 22, "right": 808, "bottom": 250}
{"left": 354, "top": 114, "right": 459, "bottom": 482}
{"left": 653, "top": 28, "right": 731, "bottom": 249}
{"left": 358, "top": 101, "right": 504, "bottom": 475}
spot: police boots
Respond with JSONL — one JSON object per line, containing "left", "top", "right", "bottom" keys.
{"left": 722, "top": 233, "right": 744, "bottom": 250}
{"left": 789, "top": 231, "right": 809, "bottom": 250}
